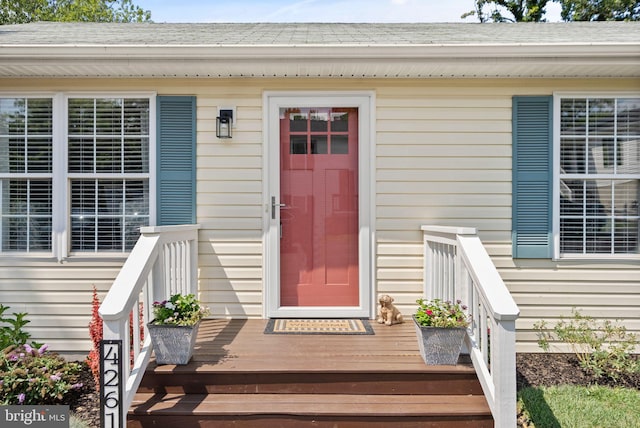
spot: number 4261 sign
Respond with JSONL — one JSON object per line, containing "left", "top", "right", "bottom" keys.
{"left": 100, "top": 340, "right": 123, "bottom": 428}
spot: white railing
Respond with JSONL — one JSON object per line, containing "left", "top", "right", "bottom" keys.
{"left": 98, "top": 224, "right": 200, "bottom": 428}
{"left": 422, "top": 225, "right": 520, "bottom": 428}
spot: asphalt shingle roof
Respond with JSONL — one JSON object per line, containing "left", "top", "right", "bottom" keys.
{"left": 1, "top": 21, "right": 638, "bottom": 46}
{"left": 0, "top": 22, "right": 638, "bottom": 78}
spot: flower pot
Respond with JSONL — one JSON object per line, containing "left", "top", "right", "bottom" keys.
{"left": 412, "top": 315, "right": 466, "bottom": 365}
{"left": 147, "top": 321, "right": 200, "bottom": 365}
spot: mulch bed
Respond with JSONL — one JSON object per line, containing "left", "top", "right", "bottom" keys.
{"left": 517, "top": 353, "right": 640, "bottom": 390}
{"left": 67, "top": 362, "right": 100, "bottom": 428}
{"left": 67, "top": 354, "right": 640, "bottom": 428}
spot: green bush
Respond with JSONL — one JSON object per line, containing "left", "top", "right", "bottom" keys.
{"left": 1, "top": 307, "right": 83, "bottom": 405}
{"left": 0, "top": 304, "right": 38, "bottom": 349}
{"left": 0, "top": 345, "right": 82, "bottom": 405}
{"left": 1, "top": 344, "right": 83, "bottom": 405}
{"left": 534, "top": 308, "right": 640, "bottom": 380}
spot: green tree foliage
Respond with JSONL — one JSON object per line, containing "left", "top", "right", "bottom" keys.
{"left": 464, "top": 0, "right": 551, "bottom": 22}
{"left": 558, "top": 0, "right": 640, "bottom": 21}
{"left": 465, "top": 0, "right": 640, "bottom": 21}
{"left": 1, "top": 0, "right": 151, "bottom": 24}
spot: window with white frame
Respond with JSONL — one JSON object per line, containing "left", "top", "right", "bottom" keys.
{"left": 558, "top": 96, "right": 640, "bottom": 256}
{"left": 0, "top": 97, "right": 53, "bottom": 252}
{"left": 0, "top": 95, "right": 151, "bottom": 255}
{"left": 68, "top": 97, "right": 150, "bottom": 252}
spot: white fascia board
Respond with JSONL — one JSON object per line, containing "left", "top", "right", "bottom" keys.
{"left": 0, "top": 43, "right": 638, "bottom": 78}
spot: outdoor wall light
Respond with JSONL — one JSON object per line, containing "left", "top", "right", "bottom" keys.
{"left": 216, "top": 109, "right": 234, "bottom": 139}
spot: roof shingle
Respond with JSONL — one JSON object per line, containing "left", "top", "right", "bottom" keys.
{"left": 1, "top": 21, "right": 638, "bottom": 46}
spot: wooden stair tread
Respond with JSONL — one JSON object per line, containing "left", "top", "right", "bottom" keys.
{"left": 138, "top": 372, "right": 483, "bottom": 395}
{"left": 148, "top": 361, "right": 476, "bottom": 374}
{"left": 130, "top": 392, "right": 491, "bottom": 416}
{"left": 129, "top": 320, "right": 493, "bottom": 426}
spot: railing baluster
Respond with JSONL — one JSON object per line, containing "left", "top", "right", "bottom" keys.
{"left": 181, "top": 240, "right": 188, "bottom": 294}
{"left": 424, "top": 240, "right": 433, "bottom": 299}
{"left": 480, "top": 304, "right": 488, "bottom": 367}
{"left": 132, "top": 296, "right": 141, "bottom": 367}
{"left": 446, "top": 244, "right": 454, "bottom": 301}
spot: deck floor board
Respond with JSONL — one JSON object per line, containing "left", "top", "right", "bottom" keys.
{"left": 149, "top": 319, "right": 475, "bottom": 374}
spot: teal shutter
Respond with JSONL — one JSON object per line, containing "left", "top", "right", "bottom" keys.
{"left": 156, "top": 96, "right": 196, "bottom": 225}
{"left": 512, "top": 96, "right": 553, "bottom": 258}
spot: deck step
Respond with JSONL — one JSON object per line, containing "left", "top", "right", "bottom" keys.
{"left": 128, "top": 393, "right": 493, "bottom": 427}
{"left": 137, "top": 368, "right": 483, "bottom": 395}
{"left": 128, "top": 319, "right": 493, "bottom": 427}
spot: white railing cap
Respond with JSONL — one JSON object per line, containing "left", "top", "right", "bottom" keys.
{"left": 140, "top": 224, "right": 201, "bottom": 234}
{"left": 421, "top": 225, "right": 477, "bottom": 235}
{"left": 457, "top": 235, "right": 520, "bottom": 320}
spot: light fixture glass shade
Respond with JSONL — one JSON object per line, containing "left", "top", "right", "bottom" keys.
{"left": 216, "top": 116, "right": 232, "bottom": 139}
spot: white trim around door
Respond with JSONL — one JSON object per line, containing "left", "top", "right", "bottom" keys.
{"left": 263, "top": 91, "right": 376, "bottom": 318}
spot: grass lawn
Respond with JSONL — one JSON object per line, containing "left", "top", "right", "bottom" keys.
{"left": 518, "top": 385, "right": 640, "bottom": 428}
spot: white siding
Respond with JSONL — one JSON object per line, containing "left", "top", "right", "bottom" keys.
{"left": 1, "top": 77, "right": 639, "bottom": 353}
{"left": 0, "top": 260, "right": 120, "bottom": 351}
{"left": 374, "top": 80, "right": 640, "bottom": 353}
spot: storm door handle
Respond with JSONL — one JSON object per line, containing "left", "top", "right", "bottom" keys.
{"left": 271, "top": 196, "right": 287, "bottom": 220}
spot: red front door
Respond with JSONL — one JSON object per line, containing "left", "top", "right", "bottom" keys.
{"left": 279, "top": 107, "right": 359, "bottom": 307}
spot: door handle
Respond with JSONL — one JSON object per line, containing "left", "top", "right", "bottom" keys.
{"left": 271, "top": 196, "right": 287, "bottom": 220}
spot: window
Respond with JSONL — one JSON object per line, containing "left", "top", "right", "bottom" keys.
{"left": 558, "top": 96, "right": 639, "bottom": 256}
{"left": 283, "top": 108, "right": 352, "bottom": 155}
{"left": 68, "top": 97, "right": 150, "bottom": 252}
{"left": 0, "top": 98, "right": 53, "bottom": 252}
{"left": 0, "top": 94, "right": 153, "bottom": 256}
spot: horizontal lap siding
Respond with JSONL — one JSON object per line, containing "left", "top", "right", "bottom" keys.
{"left": 375, "top": 81, "right": 640, "bottom": 353}
{"left": 488, "top": 243, "right": 640, "bottom": 353}
{"left": 196, "top": 93, "right": 264, "bottom": 319}
{"left": 376, "top": 85, "right": 513, "bottom": 320}
{"left": 0, "top": 262, "right": 119, "bottom": 352}
{"left": 1, "top": 78, "right": 639, "bottom": 353}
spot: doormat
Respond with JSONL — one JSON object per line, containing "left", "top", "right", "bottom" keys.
{"left": 264, "top": 319, "right": 374, "bottom": 335}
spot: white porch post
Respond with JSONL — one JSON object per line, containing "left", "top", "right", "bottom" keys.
{"left": 490, "top": 319, "right": 517, "bottom": 428}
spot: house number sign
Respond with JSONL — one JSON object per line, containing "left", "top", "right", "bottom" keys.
{"left": 100, "top": 340, "right": 124, "bottom": 428}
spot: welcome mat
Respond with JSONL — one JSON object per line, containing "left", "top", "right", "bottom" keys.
{"left": 264, "top": 319, "right": 374, "bottom": 335}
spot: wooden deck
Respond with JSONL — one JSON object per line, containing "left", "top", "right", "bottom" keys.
{"left": 129, "top": 319, "right": 493, "bottom": 427}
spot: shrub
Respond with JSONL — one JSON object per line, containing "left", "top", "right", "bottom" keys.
{"left": 86, "top": 285, "right": 103, "bottom": 390}
{"left": 534, "top": 308, "right": 640, "bottom": 380}
{"left": 1, "top": 307, "right": 82, "bottom": 405}
{"left": 0, "top": 344, "right": 83, "bottom": 405}
{"left": 86, "top": 285, "right": 145, "bottom": 391}
{"left": 0, "top": 304, "right": 39, "bottom": 349}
